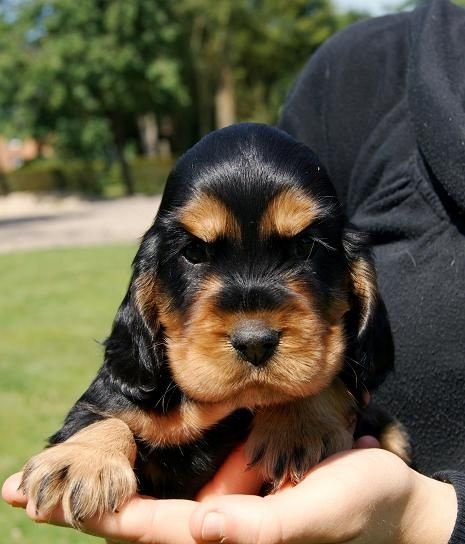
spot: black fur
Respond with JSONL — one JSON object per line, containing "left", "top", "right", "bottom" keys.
{"left": 46, "top": 123, "right": 395, "bottom": 499}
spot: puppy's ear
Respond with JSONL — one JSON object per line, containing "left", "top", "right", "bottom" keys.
{"left": 342, "top": 229, "right": 394, "bottom": 395}
{"left": 103, "top": 234, "right": 172, "bottom": 404}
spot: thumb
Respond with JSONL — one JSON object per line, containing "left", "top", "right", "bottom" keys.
{"left": 190, "top": 495, "right": 284, "bottom": 544}
{"left": 353, "top": 435, "right": 381, "bottom": 449}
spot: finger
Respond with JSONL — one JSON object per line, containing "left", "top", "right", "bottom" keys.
{"left": 362, "top": 391, "right": 371, "bottom": 406}
{"left": 197, "top": 444, "right": 263, "bottom": 501}
{"left": 29, "top": 494, "right": 199, "bottom": 544}
{"left": 191, "top": 478, "right": 338, "bottom": 544}
{"left": 4, "top": 471, "right": 200, "bottom": 544}
{"left": 191, "top": 494, "right": 284, "bottom": 544}
{"left": 191, "top": 484, "right": 341, "bottom": 544}
{"left": 77, "top": 497, "right": 199, "bottom": 544}
{"left": 2, "top": 473, "right": 27, "bottom": 508}
{"left": 353, "top": 435, "right": 381, "bottom": 449}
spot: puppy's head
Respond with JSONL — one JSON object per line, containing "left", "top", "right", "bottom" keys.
{"left": 106, "top": 124, "right": 393, "bottom": 408}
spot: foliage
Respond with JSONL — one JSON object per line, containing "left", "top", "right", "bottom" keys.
{"left": 0, "top": 0, "right": 368, "bottom": 194}
{"left": 6, "top": 155, "right": 173, "bottom": 195}
{"left": 0, "top": 244, "right": 136, "bottom": 543}
{"left": 232, "top": 0, "right": 365, "bottom": 123}
{"left": 176, "top": 0, "right": 367, "bottom": 134}
{"left": 0, "top": 0, "right": 184, "bottom": 193}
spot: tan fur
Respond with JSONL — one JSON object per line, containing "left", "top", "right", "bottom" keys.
{"left": 259, "top": 186, "right": 323, "bottom": 238}
{"left": 287, "top": 277, "right": 350, "bottom": 325}
{"left": 20, "top": 419, "right": 137, "bottom": 527}
{"left": 178, "top": 191, "right": 241, "bottom": 242}
{"left": 134, "top": 272, "right": 160, "bottom": 327}
{"left": 350, "top": 258, "right": 377, "bottom": 334}
{"left": 134, "top": 272, "right": 184, "bottom": 334}
{"left": 118, "top": 401, "right": 235, "bottom": 447}
{"left": 379, "top": 421, "right": 412, "bottom": 465}
{"left": 246, "top": 379, "right": 356, "bottom": 486}
{"left": 166, "top": 277, "right": 347, "bottom": 406}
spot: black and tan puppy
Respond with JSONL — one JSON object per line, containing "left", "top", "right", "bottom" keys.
{"left": 21, "top": 123, "right": 409, "bottom": 527}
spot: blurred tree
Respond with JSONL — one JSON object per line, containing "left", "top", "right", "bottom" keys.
{"left": 233, "top": 0, "right": 363, "bottom": 124}
{"left": 0, "top": 0, "right": 187, "bottom": 194}
{"left": 176, "top": 0, "right": 365, "bottom": 136}
{"left": 0, "top": 0, "right": 366, "bottom": 194}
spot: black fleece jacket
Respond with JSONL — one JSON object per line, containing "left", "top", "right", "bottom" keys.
{"left": 278, "top": 0, "right": 465, "bottom": 541}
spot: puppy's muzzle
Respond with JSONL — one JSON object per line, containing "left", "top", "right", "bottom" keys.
{"left": 230, "top": 320, "right": 279, "bottom": 367}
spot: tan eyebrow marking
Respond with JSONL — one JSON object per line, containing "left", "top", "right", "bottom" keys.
{"left": 259, "top": 186, "right": 323, "bottom": 238}
{"left": 178, "top": 192, "right": 240, "bottom": 243}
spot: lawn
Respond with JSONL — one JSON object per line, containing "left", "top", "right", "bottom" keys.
{"left": 0, "top": 244, "right": 137, "bottom": 543}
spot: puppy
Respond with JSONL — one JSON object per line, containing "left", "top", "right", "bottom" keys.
{"left": 20, "top": 123, "right": 410, "bottom": 527}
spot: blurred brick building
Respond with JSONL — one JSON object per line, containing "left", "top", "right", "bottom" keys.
{"left": 0, "top": 137, "right": 52, "bottom": 172}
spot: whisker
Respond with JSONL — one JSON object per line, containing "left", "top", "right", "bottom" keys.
{"left": 155, "top": 380, "right": 178, "bottom": 411}
{"left": 345, "top": 361, "right": 359, "bottom": 389}
{"left": 313, "top": 237, "right": 337, "bottom": 252}
{"left": 343, "top": 355, "right": 365, "bottom": 368}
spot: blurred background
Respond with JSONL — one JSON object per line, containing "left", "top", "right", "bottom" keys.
{"left": 0, "top": 0, "right": 456, "bottom": 542}
{"left": 0, "top": 0, "right": 423, "bottom": 198}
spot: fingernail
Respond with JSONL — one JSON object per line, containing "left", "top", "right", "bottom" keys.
{"left": 202, "top": 511, "right": 224, "bottom": 541}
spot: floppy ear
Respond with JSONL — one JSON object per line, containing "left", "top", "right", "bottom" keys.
{"left": 103, "top": 233, "right": 176, "bottom": 405}
{"left": 341, "top": 229, "right": 394, "bottom": 395}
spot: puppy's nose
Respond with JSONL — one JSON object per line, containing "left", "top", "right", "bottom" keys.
{"left": 230, "top": 321, "right": 279, "bottom": 367}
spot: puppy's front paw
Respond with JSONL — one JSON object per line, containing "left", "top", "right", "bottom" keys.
{"left": 247, "top": 427, "right": 333, "bottom": 486}
{"left": 247, "top": 385, "right": 355, "bottom": 489}
{"left": 20, "top": 442, "right": 137, "bottom": 527}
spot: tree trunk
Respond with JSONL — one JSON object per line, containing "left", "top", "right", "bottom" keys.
{"left": 195, "top": 62, "right": 213, "bottom": 136}
{"left": 0, "top": 170, "right": 9, "bottom": 195}
{"left": 0, "top": 137, "right": 10, "bottom": 194}
{"left": 190, "top": 16, "right": 214, "bottom": 136}
{"left": 110, "top": 115, "right": 134, "bottom": 196}
{"left": 215, "top": 64, "right": 236, "bottom": 129}
{"left": 138, "top": 113, "right": 158, "bottom": 157}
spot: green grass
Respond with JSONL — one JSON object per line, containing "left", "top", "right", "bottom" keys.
{"left": 0, "top": 244, "right": 137, "bottom": 543}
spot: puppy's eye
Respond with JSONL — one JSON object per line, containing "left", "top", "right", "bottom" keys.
{"left": 292, "top": 235, "right": 318, "bottom": 260}
{"left": 182, "top": 239, "right": 212, "bottom": 264}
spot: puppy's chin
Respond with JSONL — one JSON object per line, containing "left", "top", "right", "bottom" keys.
{"left": 179, "top": 380, "right": 296, "bottom": 408}
{"left": 168, "top": 323, "right": 346, "bottom": 409}
{"left": 173, "top": 373, "right": 339, "bottom": 409}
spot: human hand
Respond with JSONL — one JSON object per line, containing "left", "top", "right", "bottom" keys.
{"left": 191, "top": 444, "right": 457, "bottom": 544}
{"left": 2, "top": 439, "right": 457, "bottom": 544}
{"left": 2, "top": 443, "right": 263, "bottom": 543}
